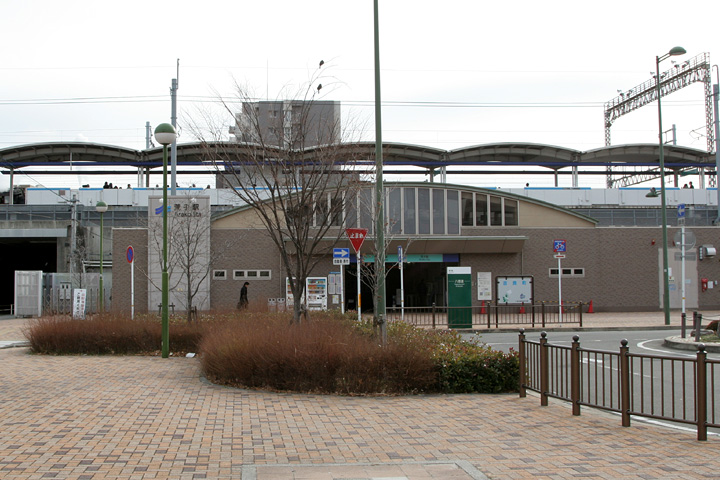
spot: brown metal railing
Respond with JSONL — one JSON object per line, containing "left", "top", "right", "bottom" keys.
{"left": 519, "top": 330, "right": 719, "bottom": 441}
{"left": 386, "top": 301, "right": 584, "bottom": 328}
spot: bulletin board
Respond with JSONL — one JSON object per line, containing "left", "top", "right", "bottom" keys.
{"left": 495, "top": 276, "right": 533, "bottom": 304}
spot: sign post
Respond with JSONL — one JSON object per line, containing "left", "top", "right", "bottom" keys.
{"left": 678, "top": 204, "right": 686, "bottom": 320}
{"left": 553, "top": 240, "right": 567, "bottom": 322}
{"left": 333, "top": 248, "right": 350, "bottom": 314}
{"left": 346, "top": 228, "right": 367, "bottom": 321}
{"left": 126, "top": 246, "right": 135, "bottom": 320}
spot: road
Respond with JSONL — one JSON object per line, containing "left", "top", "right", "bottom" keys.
{"left": 465, "top": 328, "right": 720, "bottom": 438}
{"left": 464, "top": 328, "right": 720, "bottom": 360}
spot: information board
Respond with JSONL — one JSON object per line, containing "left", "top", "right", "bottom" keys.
{"left": 495, "top": 276, "right": 533, "bottom": 304}
{"left": 477, "top": 272, "right": 492, "bottom": 301}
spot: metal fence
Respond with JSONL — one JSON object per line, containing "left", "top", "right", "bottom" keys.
{"left": 386, "top": 301, "right": 584, "bottom": 329}
{"left": 519, "top": 330, "right": 720, "bottom": 441}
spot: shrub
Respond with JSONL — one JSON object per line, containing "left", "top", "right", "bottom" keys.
{"left": 25, "top": 310, "right": 519, "bottom": 395}
{"left": 199, "top": 312, "right": 438, "bottom": 394}
{"left": 25, "top": 313, "right": 209, "bottom": 355}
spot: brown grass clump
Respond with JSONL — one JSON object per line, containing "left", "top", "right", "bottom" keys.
{"left": 25, "top": 313, "right": 207, "bottom": 355}
{"left": 199, "top": 312, "right": 438, "bottom": 394}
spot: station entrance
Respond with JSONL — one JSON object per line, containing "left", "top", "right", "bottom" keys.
{"left": 344, "top": 260, "right": 459, "bottom": 313}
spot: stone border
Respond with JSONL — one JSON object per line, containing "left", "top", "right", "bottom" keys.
{"left": 664, "top": 335, "right": 720, "bottom": 353}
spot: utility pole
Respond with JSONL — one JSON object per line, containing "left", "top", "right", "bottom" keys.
{"left": 69, "top": 195, "right": 78, "bottom": 275}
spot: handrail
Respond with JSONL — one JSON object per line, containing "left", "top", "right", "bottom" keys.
{"left": 519, "top": 328, "right": 715, "bottom": 441}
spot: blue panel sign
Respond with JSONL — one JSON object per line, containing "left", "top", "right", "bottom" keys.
{"left": 678, "top": 204, "right": 686, "bottom": 218}
{"left": 553, "top": 240, "right": 567, "bottom": 253}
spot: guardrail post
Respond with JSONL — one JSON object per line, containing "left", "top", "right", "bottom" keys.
{"left": 531, "top": 302, "right": 536, "bottom": 327}
{"left": 487, "top": 301, "right": 491, "bottom": 328}
{"left": 695, "top": 312, "right": 702, "bottom": 343}
{"left": 681, "top": 312, "right": 686, "bottom": 339}
{"left": 540, "top": 332, "right": 549, "bottom": 406}
{"left": 578, "top": 302, "right": 583, "bottom": 327}
{"left": 518, "top": 329, "right": 526, "bottom": 398}
{"left": 696, "top": 344, "right": 708, "bottom": 441}
{"left": 432, "top": 302, "right": 436, "bottom": 329}
{"left": 571, "top": 334, "right": 581, "bottom": 416}
{"left": 619, "top": 339, "right": 631, "bottom": 427}
{"left": 495, "top": 302, "right": 500, "bottom": 328}
{"left": 541, "top": 301, "right": 546, "bottom": 328}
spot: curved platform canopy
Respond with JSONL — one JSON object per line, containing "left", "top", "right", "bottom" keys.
{"left": 0, "top": 140, "right": 714, "bottom": 175}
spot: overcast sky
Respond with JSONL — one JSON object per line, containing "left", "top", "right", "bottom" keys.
{"left": 1, "top": 0, "right": 718, "bottom": 189}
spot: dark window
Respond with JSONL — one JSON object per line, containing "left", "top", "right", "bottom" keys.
{"left": 447, "top": 190, "right": 459, "bottom": 234}
{"left": 490, "top": 196, "right": 503, "bottom": 226}
{"left": 504, "top": 199, "right": 518, "bottom": 226}
{"left": 388, "top": 188, "right": 402, "bottom": 234}
{"left": 462, "top": 192, "right": 474, "bottom": 226}
{"left": 476, "top": 194, "right": 488, "bottom": 226}
{"left": 418, "top": 188, "right": 430, "bottom": 234}
{"left": 432, "top": 189, "right": 445, "bottom": 234}
{"left": 404, "top": 188, "right": 416, "bottom": 234}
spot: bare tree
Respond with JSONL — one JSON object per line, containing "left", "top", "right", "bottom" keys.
{"left": 354, "top": 184, "right": 414, "bottom": 344}
{"left": 190, "top": 69, "right": 365, "bottom": 323}
{"left": 143, "top": 196, "right": 236, "bottom": 321}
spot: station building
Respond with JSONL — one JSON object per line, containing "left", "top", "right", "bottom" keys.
{"left": 2, "top": 140, "right": 719, "bottom": 315}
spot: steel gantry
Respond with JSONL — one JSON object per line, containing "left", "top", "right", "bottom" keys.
{"left": 603, "top": 52, "right": 713, "bottom": 187}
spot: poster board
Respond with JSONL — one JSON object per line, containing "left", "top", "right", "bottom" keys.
{"left": 495, "top": 276, "right": 533, "bottom": 304}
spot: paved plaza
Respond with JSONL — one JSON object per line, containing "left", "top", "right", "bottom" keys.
{"left": 1, "top": 314, "right": 718, "bottom": 479}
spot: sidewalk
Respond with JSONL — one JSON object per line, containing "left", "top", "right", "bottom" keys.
{"left": 1, "top": 313, "right": 717, "bottom": 479}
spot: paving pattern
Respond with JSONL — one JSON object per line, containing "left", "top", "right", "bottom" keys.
{"left": 1, "top": 314, "right": 717, "bottom": 479}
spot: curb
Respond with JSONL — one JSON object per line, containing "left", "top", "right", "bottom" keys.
{"left": 459, "top": 325, "right": 682, "bottom": 334}
{"left": 663, "top": 335, "right": 720, "bottom": 353}
{"left": 0, "top": 341, "right": 30, "bottom": 349}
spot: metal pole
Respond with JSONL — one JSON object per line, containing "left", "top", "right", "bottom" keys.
{"left": 713, "top": 81, "right": 720, "bottom": 224}
{"left": 162, "top": 144, "right": 170, "bottom": 358}
{"left": 681, "top": 223, "right": 686, "bottom": 319}
{"left": 373, "top": 0, "right": 386, "bottom": 344}
{"left": 99, "top": 211, "right": 104, "bottom": 314}
{"left": 130, "top": 255, "right": 135, "bottom": 320}
{"left": 657, "top": 54, "right": 672, "bottom": 326}
{"left": 399, "top": 245, "right": 405, "bottom": 321}
{"left": 340, "top": 263, "right": 344, "bottom": 315}
{"left": 557, "top": 256, "right": 563, "bottom": 323}
{"left": 69, "top": 195, "right": 77, "bottom": 275}
{"left": 170, "top": 77, "right": 178, "bottom": 195}
{"left": 357, "top": 255, "right": 362, "bottom": 322}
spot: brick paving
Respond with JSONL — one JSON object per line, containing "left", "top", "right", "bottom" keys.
{"left": 1, "top": 314, "right": 717, "bottom": 479}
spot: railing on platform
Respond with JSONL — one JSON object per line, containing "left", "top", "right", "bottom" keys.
{"left": 519, "top": 329, "right": 720, "bottom": 441}
{"left": 386, "top": 301, "right": 584, "bottom": 329}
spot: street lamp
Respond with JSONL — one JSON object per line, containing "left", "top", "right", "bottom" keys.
{"left": 154, "top": 122, "right": 177, "bottom": 358}
{"left": 95, "top": 201, "right": 108, "bottom": 314}
{"left": 656, "top": 46, "right": 686, "bottom": 326}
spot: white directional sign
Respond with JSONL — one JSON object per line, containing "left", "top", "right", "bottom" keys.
{"left": 333, "top": 247, "right": 350, "bottom": 265}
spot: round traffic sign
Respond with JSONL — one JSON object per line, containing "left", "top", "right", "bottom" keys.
{"left": 126, "top": 246, "right": 134, "bottom": 263}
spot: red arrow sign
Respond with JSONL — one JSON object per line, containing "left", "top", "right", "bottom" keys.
{"left": 345, "top": 228, "right": 368, "bottom": 253}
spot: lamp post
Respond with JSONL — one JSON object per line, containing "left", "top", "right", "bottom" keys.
{"left": 95, "top": 201, "right": 108, "bottom": 314}
{"left": 373, "top": 0, "right": 387, "bottom": 345}
{"left": 154, "top": 123, "right": 177, "bottom": 358}
{"left": 656, "top": 46, "right": 686, "bottom": 326}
